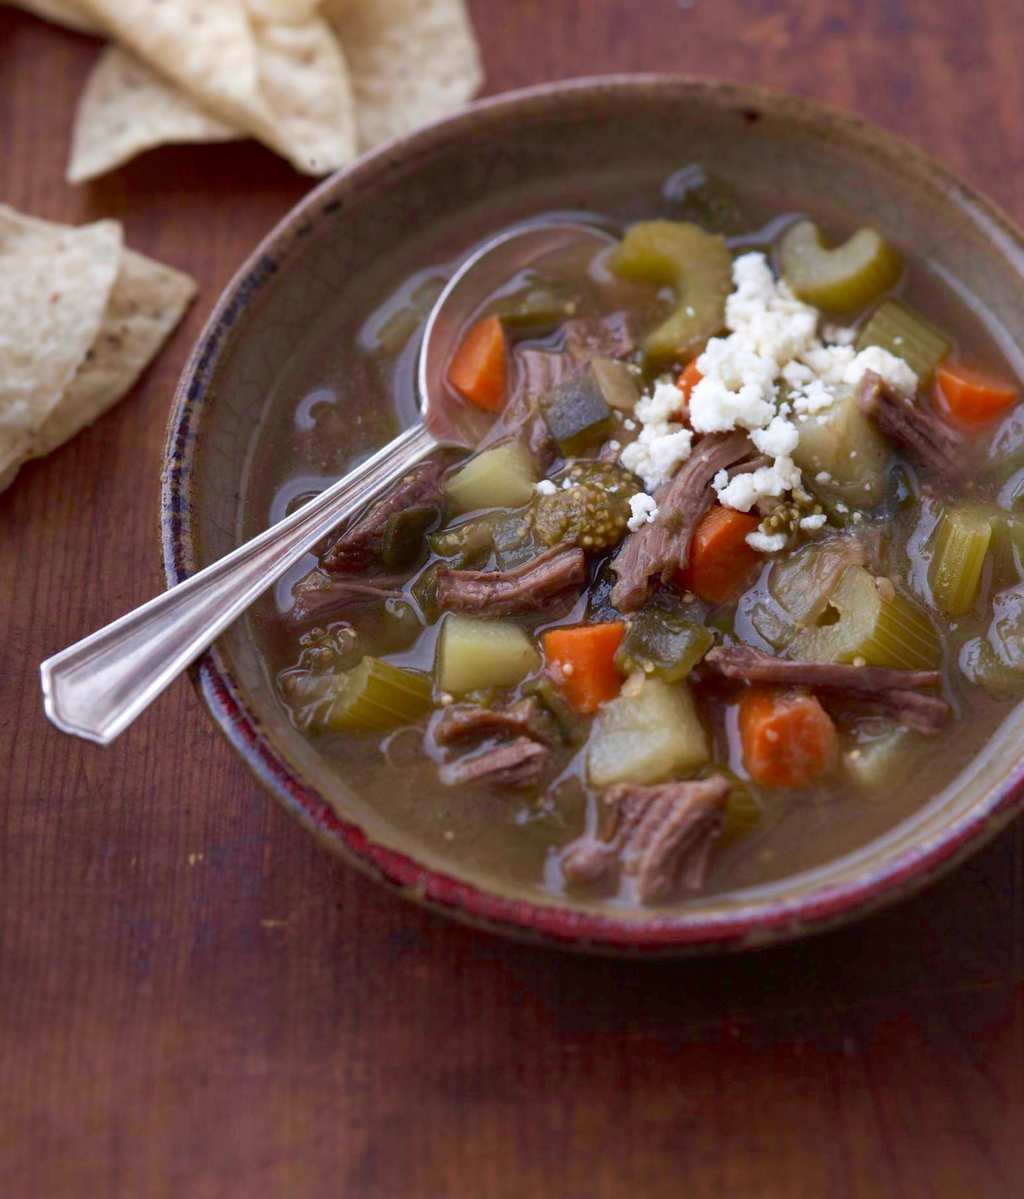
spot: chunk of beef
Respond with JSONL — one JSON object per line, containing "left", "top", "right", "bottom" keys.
{"left": 287, "top": 570, "right": 404, "bottom": 626}
{"left": 610, "top": 431, "right": 753, "bottom": 611}
{"left": 438, "top": 737, "right": 548, "bottom": 788}
{"left": 857, "top": 370, "right": 965, "bottom": 483}
{"left": 432, "top": 697, "right": 551, "bottom": 747}
{"left": 563, "top": 314, "right": 635, "bottom": 362}
{"left": 320, "top": 459, "right": 446, "bottom": 573}
{"left": 435, "top": 544, "right": 587, "bottom": 616}
{"left": 562, "top": 776, "right": 730, "bottom": 901}
{"left": 703, "top": 644, "right": 950, "bottom": 735}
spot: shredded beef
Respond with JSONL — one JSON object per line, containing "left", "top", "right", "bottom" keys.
{"left": 435, "top": 544, "right": 587, "bottom": 616}
{"left": 703, "top": 644, "right": 951, "bottom": 735}
{"left": 438, "top": 737, "right": 548, "bottom": 788}
{"left": 320, "top": 459, "right": 446, "bottom": 573}
{"left": 562, "top": 776, "right": 729, "bottom": 901}
{"left": 433, "top": 697, "right": 551, "bottom": 747}
{"left": 610, "top": 431, "right": 752, "bottom": 611}
{"left": 563, "top": 314, "right": 635, "bottom": 361}
{"left": 287, "top": 571, "right": 404, "bottom": 626}
{"left": 857, "top": 371, "right": 965, "bottom": 483}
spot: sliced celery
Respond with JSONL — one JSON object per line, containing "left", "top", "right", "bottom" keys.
{"left": 436, "top": 614, "right": 540, "bottom": 695}
{"left": 768, "top": 538, "right": 865, "bottom": 628}
{"left": 610, "top": 220, "right": 732, "bottom": 368}
{"left": 587, "top": 676, "right": 709, "bottom": 787}
{"left": 929, "top": 505, "right": 993, "bottom": 616}
{"left": 324, "top": 657, "right": 434, "bottom": 732}
{"left": 856, "top": 299, "right": 950, "bottom": 387}
{"left": 614, "top": 609, "right": 714, "bottom": 683}
{"left": 444, "top": 441, "right": 536, "bottom": 513}
{"left": 779, "top": 220, "right": 902, "bottom": 312}
{"left": 793, "top": 390, "right": 890, "bottom": 508}
{"left": 792, "top": 565, "right": 940, "bottom": 668}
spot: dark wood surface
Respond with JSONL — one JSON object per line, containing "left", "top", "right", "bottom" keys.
{"left": 2, "top": 2, "right": 1023, "bottom": 1195}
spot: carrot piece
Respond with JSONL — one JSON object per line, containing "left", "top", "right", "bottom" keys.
{"left": 935, "top": 361, "right": 1018, "bottom": 426}
{"left": 543, "top": 622, "right": 625, "bottom": 714}
{"left": 738, "top": 687, "right": 838, "bottom": 790}
{"left": 677, "top": 505, "right": 761, "bottom": 603}
{"left": 447, "top": 315, "right": 508, "bottom": 413}
{"left": 676, "top": 359, "right": 703, "bottom": 408}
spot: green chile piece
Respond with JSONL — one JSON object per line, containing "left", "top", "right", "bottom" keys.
{"left": 779, "top": 220, "right": 902, "bottom": 312}
{"left": 614, "top": 609, "right": 714, "bottom": 683}
{"left": 541, "top": 372, "right": 613, "bottom": 455}
{"left": 610, "top": 220, "right": 732, "bottom": 368}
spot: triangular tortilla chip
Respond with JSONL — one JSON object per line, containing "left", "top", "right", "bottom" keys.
{"left": 0, "top": 207, "right": 122, "bottom": 482}
{"left": 26, "top": 248, "right": 196, "bottom": 462}
{"left": 68, "top": 45, "right": 239, "bottom": 183}
{"left": 324, "top": 0, "right": 482, "bottom": 150}
{"left": 5, "top": 0, "right": 101, "bottom": 34}
{"left": 76, "top": 0, "right": 356, "bottom": 174}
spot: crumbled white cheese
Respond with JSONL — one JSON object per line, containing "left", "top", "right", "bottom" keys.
{"left": 750, "top": 415, "right": 800, "bottom": 458}
{"left": 626, "top": 492, "right": 659, "bottom": 532}
{"left": 690, "top": 338, "right": 777, "bottom": 432}
{"left": 843, "top": 345, "right": 919, "bottom": 395}
{"left": 800, "top": 513, "right": 828, "bottom": 531}
{"left": 725, "top": 253, "right": 819, "bottom": 364}
{"left": 534, "top": 479, "right": 557, "bottom": 496}
{"left": 623, "top": 418, "right": 637, "bottom": 431}
{"left": 815, "top": 470, "right": 832, "bottom": 484}
{"left": 607, "top": 439, "right": 621, "bottom": 452}
{"left": 822, "top": 323, "right": 858, "bottom": 346}
{"left": 746, "top": 530, "right": 788, "bottom": 553}
{"left": 619, "top": 380, "right": 693, "bottom": 489}
{"left": 714, "top": 455, "right": 801, "bottom": 512}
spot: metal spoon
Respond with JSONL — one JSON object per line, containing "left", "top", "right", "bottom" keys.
{"left": 40, "top": 221, "right": 615, "bottom": 745}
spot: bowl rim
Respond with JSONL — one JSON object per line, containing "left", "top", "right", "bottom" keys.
{"left": 161, "top": 73, "right": 1024, "bottom": 954}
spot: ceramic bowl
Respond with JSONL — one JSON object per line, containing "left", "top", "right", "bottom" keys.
{"left": 161, "top": 76, "right": 1024, "bottom": 954}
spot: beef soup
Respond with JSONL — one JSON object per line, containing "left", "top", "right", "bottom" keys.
{"left": 241, "top": 168, "right": 1024, "bottom": 907}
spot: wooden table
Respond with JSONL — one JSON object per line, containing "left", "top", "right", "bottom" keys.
{"left": 3, "top": 3, "right": 1022, "bottom": 1195}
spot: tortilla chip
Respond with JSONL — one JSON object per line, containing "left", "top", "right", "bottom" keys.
{"left": 0, "top": 208, "right": 122, "bottom": 484}
{"left": 77, "top": 0, "right": 356, "bottom": 174}
{"left": 324, "top": 0, "right": 482, "bottom": 150}
{"left": 26, "top": 249, "right": 196, "bottom": 462}
{"left": 6, "top": 0, "right": 101, "bottom": 34}
{"left": 69, "top": 46, "right": 239, "bottom": 184}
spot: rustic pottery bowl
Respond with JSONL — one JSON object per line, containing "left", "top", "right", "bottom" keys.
{"left": 162, "top": 76, "right": 1024, "bottom": 954}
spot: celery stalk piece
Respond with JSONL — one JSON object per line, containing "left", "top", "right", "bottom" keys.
{"left": 792, "top": 391, "right": 890, "bottom": 508}
{"left": 856, "top": 299, "right": 951, "bottom": 387}
{"left": 324, "top": 657, "right": 434, "bottom": 733}
{"left": 609, "top": 220, "right": 732, "bottom": 368}
{"left": 779, "top": 220, "right": 903, "bottom": 313}
{"left": 792, "top": 565, "right": 940, "bottom": 668}
{"left": 589, "top": 356, "right": 640, "bottom": 412}
{"left": 929, "top": 505, "right": 993, "bottom": 617}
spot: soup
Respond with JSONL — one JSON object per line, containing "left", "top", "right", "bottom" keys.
{"left": 242, "top": 168, "right": 1024, "bottom": 907}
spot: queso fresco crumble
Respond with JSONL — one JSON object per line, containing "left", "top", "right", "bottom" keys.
{"left": 619, "top": 252, "right": 919, "bottom": 549}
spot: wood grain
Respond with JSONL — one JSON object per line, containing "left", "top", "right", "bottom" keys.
{"left": 1, "top": 2, "right": 1022, "bottom": 1196}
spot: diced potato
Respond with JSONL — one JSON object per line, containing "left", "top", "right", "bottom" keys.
{"left": 436, "top": 614, "right": 540, "bottom": 696}
{"left": 444, "top": 441, "right": 537, "bottom": 513}
{"left": 587, "top": 676, "right": 709, "bottom": 787}
{"left": 793, "top": 390, "right": 890, "bottom": 508}
{"left": 590, "top": 356, "right": 640, "bottom": 412}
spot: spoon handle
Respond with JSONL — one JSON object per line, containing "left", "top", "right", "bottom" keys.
{"left": 40, "top": 421, "right": 439, "bottom": 746}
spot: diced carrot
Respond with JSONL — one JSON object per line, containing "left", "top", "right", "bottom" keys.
{"left": 447, "top": 315, "right": 508, "bottom": 413}
{"left": 677, "top": 505, "right": 761, "bottom": 603}
{"left": 543, "top": 622, "right": 625, "bottom": 714}
{"left": 935, "top": 361, "right": 1019, "bottom": 426}
{"left": 676, "top": 359, "right": 703, "bottom": 409}
{"left": 738, "top": 687, "right": 838, "bottom": 790}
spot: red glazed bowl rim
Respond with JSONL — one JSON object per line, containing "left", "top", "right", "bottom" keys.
{"left": 161, "top": 75, "right": 1024, "bottom": 954}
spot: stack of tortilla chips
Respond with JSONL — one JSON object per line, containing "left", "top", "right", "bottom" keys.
{"left": 0, "top": 206, "right": 195, "bottom": 491}
{"left": 6, "top": 0, "right": 484, "bottom": 182}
